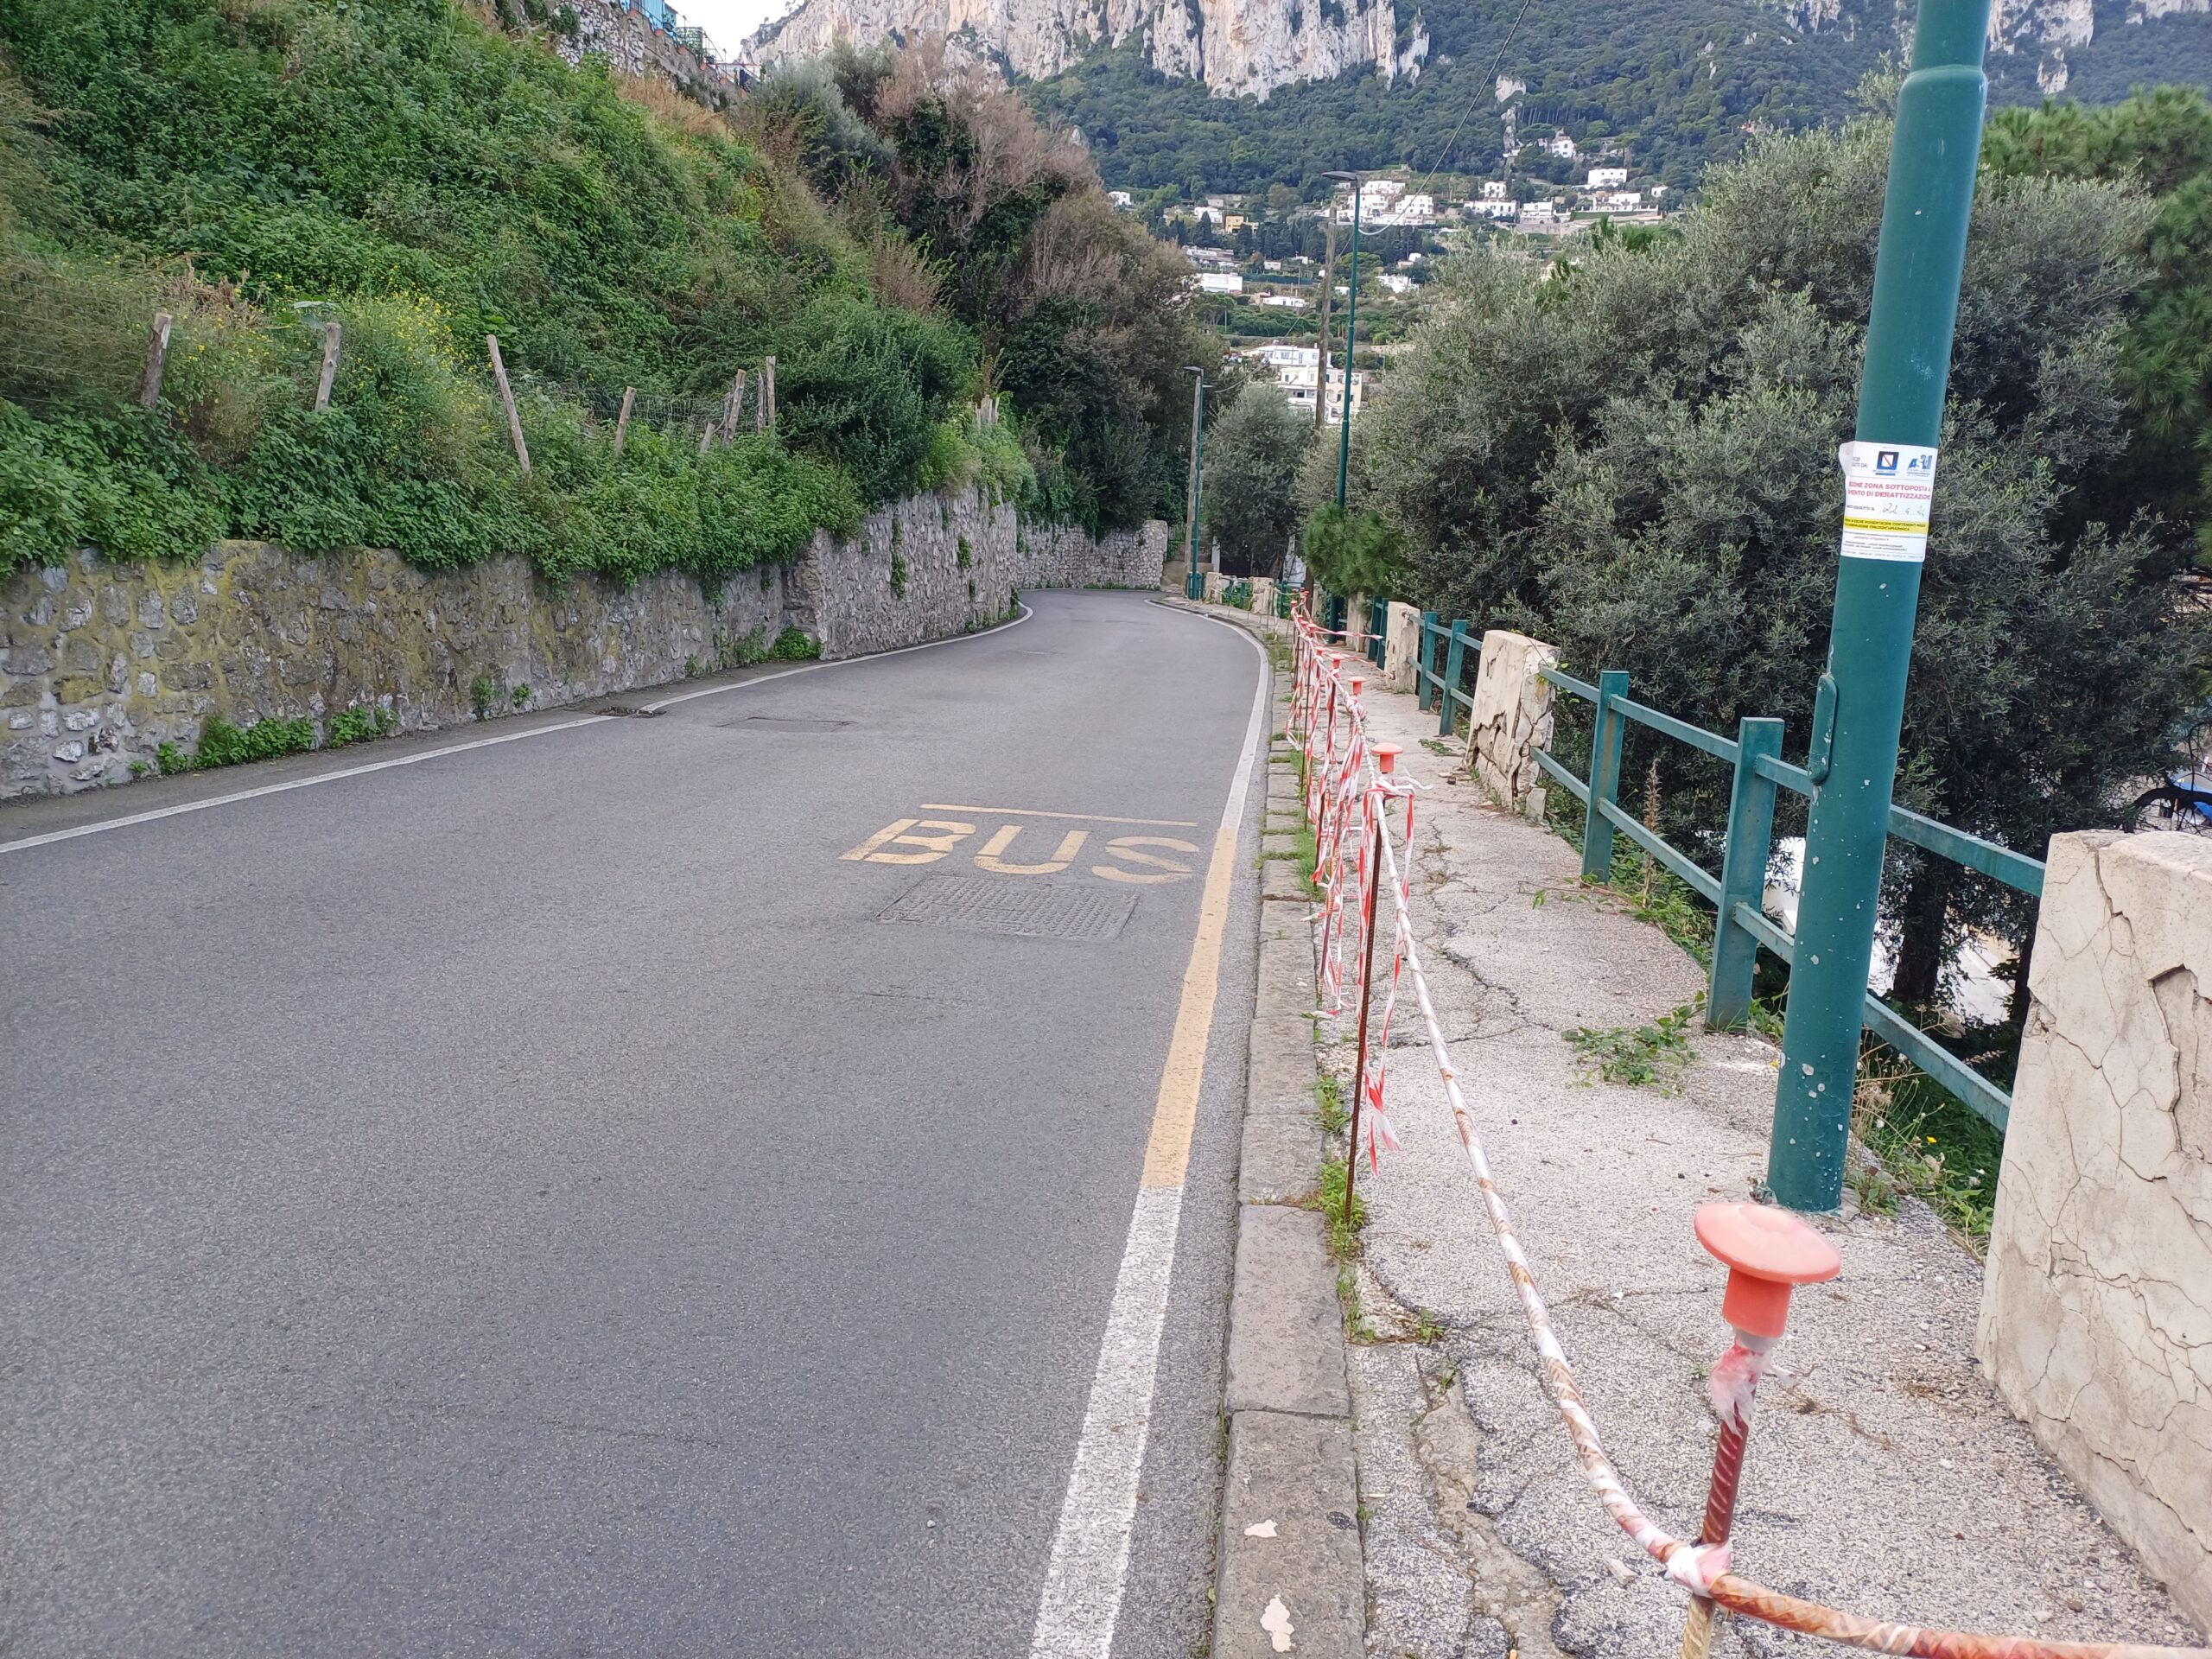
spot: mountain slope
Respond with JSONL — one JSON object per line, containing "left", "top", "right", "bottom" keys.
{"left": 748, "top": 0, "right": 2212, "bottom": 190}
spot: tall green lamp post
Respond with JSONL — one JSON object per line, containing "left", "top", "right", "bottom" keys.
{"left": 1768, "top": 0, "right": 1993, "bottom": 1211}
{"left": 1322, "top": 170, "right": 1363, "bottom": 508}
{"left": 1184, "top": 365, "right": 1206, "bottom": 595}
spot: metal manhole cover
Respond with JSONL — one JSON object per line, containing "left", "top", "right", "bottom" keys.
{"left": 877, "top": 877, "right": 1136, "bottom": 943}
{"left": 721, "top": 715, "right": 855, "bottom": 732}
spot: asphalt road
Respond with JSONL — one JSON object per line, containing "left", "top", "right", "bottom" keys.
{"left": 0, "top": 592, "right": 1268, "bottom": 1659}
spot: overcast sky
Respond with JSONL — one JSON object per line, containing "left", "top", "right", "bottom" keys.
{"left": 678, "top": 0, "right": 800, "bottom": 49}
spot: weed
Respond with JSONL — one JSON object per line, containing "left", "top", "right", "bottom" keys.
{"left": 1564, "top": 995, "right": 1703, "bottom": 1091}
{"left": 967, "top": 575, "right": 976, "bottom": 601}
{"left": 956, "top": 534, "right": 972, "bottom": 570}
{"left": 766, "top": 626, "right": 820, "bottom": 661}
{"left": 129, "top": 759, "right": 149, "bottom": 779}
{"left": 325, "top": 704, "right": 397, "bottom": 748}
{"left": 1414, "top": 1309, "right": 1446, "bottom": 1344}
{"left": 1313, "top": 1154, "right": 1367, "bottom": 1259}
{"left": 511, "top": 684, "right": 531, "bottom": 709}
{"left": 157, "top": 712, "right": 316, "bottom": 773}
{"left": 1853, "top": 1041, "right": 2005, "bottom": 1249}
{"left": 1420, "top": 736, "right": 1458, "bottom": 757}
{"left": 683, "top": 654, "right": 702, "bottom": 677}
{"left": 469, "top": 673, "right": 498, "bottom": 721}
{"left": 890, "top": 517, "right": 903, "bottom": 548}
{"left": 1315, "top": 1072, "right": 1348, "bottom": 1135}
{"left": 890, "top": 551, "right": 909, "bottom": 599}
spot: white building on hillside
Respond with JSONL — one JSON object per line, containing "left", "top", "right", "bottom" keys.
{"left": 1545, "top": 133, "right": 1577, "bottom": 159}
{"left": 1249, "top": 344, "right": 1368, "bottom": 422}
{"left": 1197, "top": 271, "right": 1244, "bottom": 295}
{"left": 1480, "top": 180, "right": 1510, "bottom": 200}
{"left": 1586, "top": 166, "right": 1628, "bottom": 188}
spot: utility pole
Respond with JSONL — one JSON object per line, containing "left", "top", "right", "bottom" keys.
{"left": 1313, "top": 215, "right": 1336, "bottom": 435}
{"left": 1767, "top": 0, "right": 1992, "bottom": 1212}
{"left": 1323, "top": 171, "right": 1363, "bottom": 507}
{"left": 1184, "top": 365, "right": 1206, "bottom": 582}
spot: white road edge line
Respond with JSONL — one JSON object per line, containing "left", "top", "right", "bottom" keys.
{"left": 0, "top": 605, "right": 1033, "bottom": 855}
{"left": 1027, "top": 610, "right": 1269, "bottom": 1659}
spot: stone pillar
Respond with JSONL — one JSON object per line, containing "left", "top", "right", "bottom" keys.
{"left": 1465, "top": 628, "right": 1559, "bottom": 817}
{"left": 1204, "top": 571, "right": 1226, "bottom": 604}
{"left": 1978, "top": 830, "right": 2212, "bottom": 1632}
{"left": 1249, "top": 576, "right": 1277, "bottom": 618}
{"left": 1382, "top": 601, "right": 1421, "bottom": 691}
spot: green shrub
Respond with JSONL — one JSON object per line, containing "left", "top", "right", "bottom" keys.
{"left": 779, "top": 293, "right": 974, "bottom": 502}
{"left": 159, "top": 713, "right": 318, "bottom": 772}
{"left": 767, "top": 626, "right": 820, "bottom": 660}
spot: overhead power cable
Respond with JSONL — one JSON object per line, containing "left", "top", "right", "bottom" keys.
{"left": 1411, "top": 0, "right": 1539, "bottom": 203}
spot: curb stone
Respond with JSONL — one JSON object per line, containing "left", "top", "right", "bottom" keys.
{"left": 1170, "top": 596, "right": 1364, "bottom": 1659}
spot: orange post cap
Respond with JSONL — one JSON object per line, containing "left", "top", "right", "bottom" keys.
{"left": 1375, "top": 743, "right": 1401, "bottom": 774}
{"left": 1694, "top": 1202, "right": 1840, "bottom": 1338}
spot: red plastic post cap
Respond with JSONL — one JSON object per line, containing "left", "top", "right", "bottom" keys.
{"left": 1375, "top": 743, "right": 1401, "bottom": 774}
{"left": 1693, "top": 1202, "right": 1840, "bottom": 1338}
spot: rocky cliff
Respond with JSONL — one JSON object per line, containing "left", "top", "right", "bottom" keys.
{"left": 750, "top": 0, "right": 2205, "bottom": 105}
{"left": 750, "top": 0, "right": 1418, "bottom": 99}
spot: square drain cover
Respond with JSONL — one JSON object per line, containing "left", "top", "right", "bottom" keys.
{"left": 878, "top": 877, "right": 1135, "bottom": 943}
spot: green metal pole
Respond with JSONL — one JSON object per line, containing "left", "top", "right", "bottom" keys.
{"left": 1334, "top": 185, "right": 1363, "bottom": 509}
{"left": 1768, "top": 0, "right": 1991, "bottom": 1211}
{"left": 1191, "top": 385, "right": 1207, "bottom": 578}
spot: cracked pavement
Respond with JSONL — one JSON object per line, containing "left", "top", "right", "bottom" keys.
{"left": 1314, "top": 681, "right": 2207, "bottom": 1658}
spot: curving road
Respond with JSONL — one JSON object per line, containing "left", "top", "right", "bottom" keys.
{"left": 0, "top": 591, "right": 1268, "bottom": 1658}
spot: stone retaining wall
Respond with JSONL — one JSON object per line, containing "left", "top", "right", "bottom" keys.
{"left": 0, "top": 486, "right": 1166, "bottom": 798}
{"left": 1979, "top": 830, "right": 2212, "bottom": 1630}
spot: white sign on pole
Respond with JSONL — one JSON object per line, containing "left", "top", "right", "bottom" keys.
{"left": 1836, "top": 441, "right": 1938, "bottom": 562}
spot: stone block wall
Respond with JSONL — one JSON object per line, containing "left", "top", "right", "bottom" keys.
{"left": 1465, "top": 629, "right": 1559, "bottom": 817}
{"left": 1979, "top": 830, "right": 2212, "bottom": 1630}
{"left": 1381, "top": 601, "right": 1421, "bottom": 692}
{"left": 0, "top": 486, "right": 1166, "bottom": 798}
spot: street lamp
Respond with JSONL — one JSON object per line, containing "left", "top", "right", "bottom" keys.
{"left": 1184, "top": 365, "right": 1206, "bottom": 593}
{"left": 1323, "top": 169, "right": 1363, "bottom": 509}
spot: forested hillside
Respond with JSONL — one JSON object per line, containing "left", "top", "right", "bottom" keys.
{"left": 0, "top": 0, "right": 1211, "bottom": 583}
{"left": 1027, "top": 0, "right": 2212, "bottom": 194}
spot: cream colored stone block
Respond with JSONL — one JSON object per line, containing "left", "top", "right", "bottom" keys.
{"left": 1980, "top": 830, "right": 2212, "bottom": 1630}
{"left": 1249, "top": 576, "right": 1278, "bottom": 618}
{"left": 1205, "top": 571, "right": 1227, "bottom": 604}
{"left": 1382, "top": 601, "right": 1421, "bottom": 692}
{"left": 1465, "top": 629, "right": 1559, "bottom": 818}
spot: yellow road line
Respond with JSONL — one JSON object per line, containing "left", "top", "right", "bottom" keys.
{"left": 1140, "top": 820, "right": 1238, "bottom": 1188}
{"left": 920, "top": 803, "right": 1198, "bottom": 828}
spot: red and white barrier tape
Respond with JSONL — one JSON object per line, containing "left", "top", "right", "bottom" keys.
{"left": 1280, "top": 597, "right": 2207, "bottom": 1659}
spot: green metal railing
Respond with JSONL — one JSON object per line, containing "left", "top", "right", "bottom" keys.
{"left": 1532, "top": 666, "right": 2039, "bottom": 1134}
{"left": 1414, "top": 613, "right": 1484, "bottom": 738}
{"left": 1365, "top": 599, "right": 1388, "bottom": 666}
{"left": 1184, "top": 569, "right": 1204, "bottom": 601}
{"left": 1224, "top": 577, "right": 1253, "bottom": 610}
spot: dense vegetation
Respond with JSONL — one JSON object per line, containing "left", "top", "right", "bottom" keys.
{"left": 1324, "top": 86, "right": 2212, "bottom": 1020}
{"left": 0, "top": 0, "right": 1205, "bottom": 580}
{"left": 746, "top": 45, "right": 1222, "bottom": 533}
{"left": 1025, "top": 0, "right": 2212, "bottom": 198}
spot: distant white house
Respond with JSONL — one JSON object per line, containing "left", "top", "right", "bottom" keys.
{"left": 1601, "top": 191, "right": 1644, "bottom": 212}
{"left": 1480, "top": 180, "right": 1510, "bottom": 200}
{"left": 1262, "top": 258, "right": 1284, "bottom": 271}
{"left": 1545, "top": 134, "right": 1577, "bottom": 159}
{"left": 1258, "top": 293, "right": 1310, "bottom": 309}
{"left": 1108, "top": 189, "right": 1135, "bottom": 208}
{"left": 1187, "top": 245, "right": 1235, "bottom": 266}
{"left": 1193, "top": 206, "right": 1225, "bottom": 226}
{"left": 1586, "top": 167, "right": 1629, "bottom": 188}
{"left": 1378, "top": 271, "right": 1414, "bottom": 295}
{"left": 1476, "top": 199, "right": 1519, "bottom": 219}
{"left": 1198, "top": 271, "right": 1245, "bottom": 295}
{"left": 1520, "top": 200, "right": 1560, "bottom": 225}
{"left": 1261, "top": 345, "right": 1370, "bottom": 422}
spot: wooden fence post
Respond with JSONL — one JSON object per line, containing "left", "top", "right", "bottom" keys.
{"left": 612, "top": 386, "right": 635, "bottom": 456}
{"left": 721, "top": 370, "right": 746, "bottom": 444}
{"left": 485, "top": 334, "right": 531, "bottom": 476}
{"left": 137, "top": 311, "right": 174, "bottom": 409}
{"left": 313, "top": 321, "right": 342, "bottom": 412}
{"left": 760, "top": 354, "right": 775, "bottom": 432}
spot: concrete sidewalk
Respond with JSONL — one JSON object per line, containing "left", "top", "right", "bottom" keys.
{"left": 1322, "top": 678, "right": 2207, "bottom": 1657}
